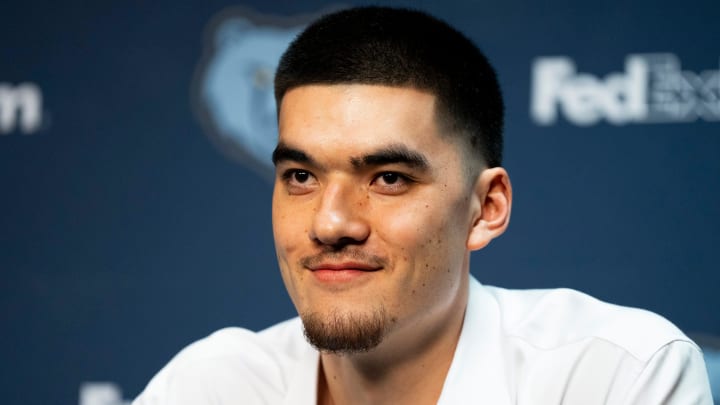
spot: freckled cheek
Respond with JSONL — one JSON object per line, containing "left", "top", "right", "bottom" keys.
{"left": 272, "top": 206, "right": 307, "bottom": 258}
{"left": 378, "top": 206, "right": 447, "bottom": 265}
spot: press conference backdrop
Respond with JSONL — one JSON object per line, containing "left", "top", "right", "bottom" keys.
{"left": 1, "top": 0, "right": 718, "bottom": 403}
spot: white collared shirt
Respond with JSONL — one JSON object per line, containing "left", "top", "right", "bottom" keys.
{"left": 133, "top": 277, "right": 712, "bottom": 404}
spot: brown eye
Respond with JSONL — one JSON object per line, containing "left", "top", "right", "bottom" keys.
{"left": 280, "top": 169, "right": 318, "bottom": 195}
{"left": 381, "top": 173, "right": 400, "bottom": 184}
{"left": 293, "top": 170, "right": 310, "bottom": 183}
{"left": 371, "top": 171, "right": 413, "bottom": 195}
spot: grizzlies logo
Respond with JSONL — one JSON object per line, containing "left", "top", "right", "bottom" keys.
{"left": 193, "top": 8, "right": 319, "bottom": 179}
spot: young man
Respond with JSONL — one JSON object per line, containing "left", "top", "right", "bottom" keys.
{"left": 134, "top": 7, "right": 712, "bottom": 404}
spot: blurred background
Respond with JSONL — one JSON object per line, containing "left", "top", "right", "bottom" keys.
{"left": 1, "top": 0, "right": 718, "bottom": 403}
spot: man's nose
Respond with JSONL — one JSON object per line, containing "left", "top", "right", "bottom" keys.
{"left": 309, "top": 183, "right": 370, "bottom": 246}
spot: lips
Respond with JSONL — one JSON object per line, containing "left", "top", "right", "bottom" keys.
{"left": 310, "top": 267, "right": 378, "bottom": 284}
{"left": 308, "top": 262, "right": 382, "bottom": 272}
{"left": 301, "top": 254, "right": 385, "bottom": 284}
{"left": 300, "top": 251, "right": 387, "bottom": 273}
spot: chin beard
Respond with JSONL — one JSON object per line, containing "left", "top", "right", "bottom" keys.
{"left": 301, "top": 307, "right": 389, "bottom": 354}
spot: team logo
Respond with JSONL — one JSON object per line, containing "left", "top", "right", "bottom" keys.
{"left": 531, "top": 54, "right": 720, "bottom": 126}
{"left": 192, "top": 8, "right": 319, "bottom": 179}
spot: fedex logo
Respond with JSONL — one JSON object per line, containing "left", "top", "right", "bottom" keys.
{"left": 531, "top": 54, "right": 720, "bottom": 126}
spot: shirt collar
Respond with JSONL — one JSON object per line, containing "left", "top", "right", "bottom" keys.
{"left": 437, "top": 275, "right": 512, "bottom": 404}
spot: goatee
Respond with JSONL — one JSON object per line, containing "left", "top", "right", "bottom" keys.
{"left": 301, "top": 307, "right": 389, "bottom": 354}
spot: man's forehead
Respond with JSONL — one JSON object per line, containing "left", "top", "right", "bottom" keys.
{"left": 275, "top": 83, "right": 475, "bottom": 173}
{"left": 278, "top": 83, "right": 438, "bottom": 114}
{"left": 278, "top": 85, "right": 441, "bottom": 140}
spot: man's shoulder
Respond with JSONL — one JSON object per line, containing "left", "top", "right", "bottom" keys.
{"left": 483, "top": 284, "right": 695, "bottom": 361}
{"left": 133, "top": 318, "right": 312, "bottom": 405}
{"left": 162, "top": 317, "right": 305, "bottom": 367}
{"left": 460, "top": 282, "right": 712, "bottom": 403}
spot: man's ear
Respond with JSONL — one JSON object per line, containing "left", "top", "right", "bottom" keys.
{"left": 467, "top": 167, "right": 512, "bottom": 251}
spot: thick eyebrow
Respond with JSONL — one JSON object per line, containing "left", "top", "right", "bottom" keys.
{"left": 272, "top": 142, "right": 429, "bottom": 172}
{"left": 272, "top": 142, "right": 317, "bottom": 167}
{"left": 351, "top": 145, "right": 430, "bottom": 171}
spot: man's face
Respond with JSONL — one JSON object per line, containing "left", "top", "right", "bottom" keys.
{"left": 272, "top": 84, "right": 477, "bottom": 353}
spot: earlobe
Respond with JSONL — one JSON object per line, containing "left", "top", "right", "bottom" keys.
{"left": 467, "top": 167, "right": 512, "bottom": 251}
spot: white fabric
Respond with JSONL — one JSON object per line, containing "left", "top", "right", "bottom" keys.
{"left": 133, "top": 277, "right": 712, "bottom": 404}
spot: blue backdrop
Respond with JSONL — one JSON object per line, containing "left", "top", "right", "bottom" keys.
{"left": 1, "top": 0, "right": 718, "bottom": 404}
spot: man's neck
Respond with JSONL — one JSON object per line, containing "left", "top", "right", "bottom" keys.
{"left": 316, "top": 281, "right": 469, "bottom": 405}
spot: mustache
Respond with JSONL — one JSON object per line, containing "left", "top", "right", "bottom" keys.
{"left": 299, "top": 248, "right": 388, "bottom": 269}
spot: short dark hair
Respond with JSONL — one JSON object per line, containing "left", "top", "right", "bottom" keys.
{"left": 274, "top": 6, "right": 504, "bottom": 168}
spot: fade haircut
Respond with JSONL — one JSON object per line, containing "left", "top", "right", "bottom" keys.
{"left": 274, "top": 6, "right": 504, "bottom": 168}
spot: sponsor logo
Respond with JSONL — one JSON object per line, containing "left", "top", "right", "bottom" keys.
{"left": 0, "top": 82, "right": 43, "bottom": 134}
{"left": 531, "top": 54, "right": 720, "bottom": 126}
{"left": 192, "top": 8, "right": 319, "bottom": 179}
